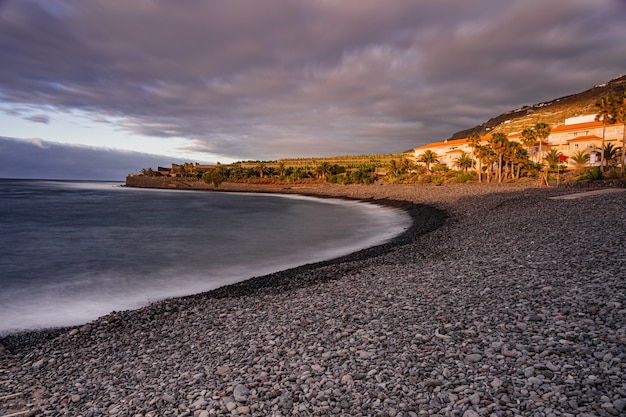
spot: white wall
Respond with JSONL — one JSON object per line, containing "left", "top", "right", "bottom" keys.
{"left": 565, "top": 114, "right": 597, "bottom": 125}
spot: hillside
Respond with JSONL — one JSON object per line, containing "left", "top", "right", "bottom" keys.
{"left": 235, "top": 153, "right": 413, "bottom": 168}
{"left": 450, "top": 74, "right": 626, "bottom": 140}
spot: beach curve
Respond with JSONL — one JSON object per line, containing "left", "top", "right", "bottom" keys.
{"left": 1, "top": 181, "right": 625, "bottom": 417}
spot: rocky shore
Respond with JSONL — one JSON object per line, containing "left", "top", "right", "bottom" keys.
{"left": 1, "top": 182, "right": 625, "bottom": 417}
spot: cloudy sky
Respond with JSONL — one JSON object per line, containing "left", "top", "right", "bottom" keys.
{"left": 1, "top": 0, "right": 625, "bottom": 180}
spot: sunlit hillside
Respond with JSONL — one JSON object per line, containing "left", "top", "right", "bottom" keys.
{"left": 450, "top": 75, "right": 626, "bottom": 140}
{"left": 235, "top": 153, "right": 414, "bottom": 168}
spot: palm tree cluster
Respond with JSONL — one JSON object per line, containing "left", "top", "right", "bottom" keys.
{"left": 466, "top": 128, "right": 547, "bottom": 183}
{"left": 520, "top": 122, "right": 551, "bottom": 163}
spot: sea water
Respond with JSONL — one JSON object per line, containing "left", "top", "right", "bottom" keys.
{"left": 0, "top": 179, "right": 410, "bottom": 334}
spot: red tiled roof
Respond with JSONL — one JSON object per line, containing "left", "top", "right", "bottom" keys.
{"left": 566, "top": 135, "right": 602, "bottom": 143}
{"left": 413, "top": 135, "right": 492, "bottom": 151}
{"left": 550, "top": 121, "right": 603, "bottom": 133}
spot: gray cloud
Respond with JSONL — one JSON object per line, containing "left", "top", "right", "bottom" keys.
{"left": 24, "top": 114, "right": 49, "bottom": 124}
{"left": 0, "top": 136, "right": 189, "bottom": 180}
{"left": 1, "top": 0, "right": 625, "bottom": 161}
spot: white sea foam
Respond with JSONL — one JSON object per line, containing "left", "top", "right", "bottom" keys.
{"left": 0, "top": 180, "right": 410, "bottom": 334}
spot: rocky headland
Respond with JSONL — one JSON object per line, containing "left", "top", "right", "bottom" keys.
{"left": 1, "top": 181, "right": 625, "bottom": 417}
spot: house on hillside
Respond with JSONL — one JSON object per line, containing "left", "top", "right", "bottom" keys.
{"left": 548, "top": 117, "right": 624, "bottom": 165}
{"left": 413, "top": 137, "right": 483, "bottom": 169}
{"left": 414, "top": 114, "right": 625, "bottom": 169}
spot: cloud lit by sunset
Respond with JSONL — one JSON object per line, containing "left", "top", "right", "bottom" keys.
{"left": 1, "top": 0, "right": 625, "bottom": 179}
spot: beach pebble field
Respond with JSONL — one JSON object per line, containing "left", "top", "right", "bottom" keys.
{"left": 1, "top": 181, "right": 625, "bottom": 417}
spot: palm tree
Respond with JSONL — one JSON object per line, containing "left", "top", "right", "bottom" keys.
{"left": 502, "top": 141, "right": 514, "bottom": 180}
{"left": 399, "top": 157, "right": 412, "bottom": 172}
{"left": 454, "top": 151, "right": 474, "bottom": 172}
{"left": 315, "top": 162, "right": 332, "bottom": 180}
{"left": 479, "top": 144, "right": 496, "bottom": 183}
{"left": 277, "top": 162, "right": 287, "bottom": 177}
{"left": 255, "top": 162, "right": 268, "bottom": 178}
{"left": 504, "top": 141, "right": 523, "bottom": 180}
{"left": 472, "top": 145, "right": 489, "bottom": 183}
{"left": 489, "top": 132, "right": 509, "bottom": 183}
{"left": 521, "top": 128, "right": 537, "bottom": 162}
{"left": 610, "top": 93, "right": 626, "bottom": 175}
{"left": 141, "top": 167, "right": 153, "bottom": 176}
{"left": 544, "top": 148, "right": 564, "bottom": 169}
{"left": 417, "top": 150, "right": 439, "bottom": 173}
{"left": 544, "top": 148, "right": 564, "bottom": 185}
{"left": 534, "top": 122, "right": 551, "bottom": 165}
{"left": 602, "top": 143, "right": 622, "bottom": 168}
{"left": 595, "top": 96, "right": 616, "bottom": 171}
{"left": 466, "top": 132, "right": 483, "bottom": 182}
{"left": 386, "top": 160, "right": 400, "bottom": 178}
{"left": 570, "top": 150, "right": 590, "bottom": 169}
{"left": 511, "top": 146, "right": 529, "bottom": 179}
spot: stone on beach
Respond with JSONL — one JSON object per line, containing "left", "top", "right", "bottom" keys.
{"left": 1, "top": 181, "right": 625, "bottom": 417}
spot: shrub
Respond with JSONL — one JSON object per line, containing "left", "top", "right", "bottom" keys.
{"left": 576, "top": 166, "right": 603, "bottom": 181}
{"left": 411, "top": 165, "right": 428, "bottom": 175}
{"left": 604, "top": 167, "right": 623, "bottom": 179}
{"left": 326, "top": 174, "right": 339, "bottom": 184}
{"left": 431, "top": 175, "right": 446, "bottom": 186}
{"left": 524, "top": 162, "right": 543, "bottom": 178}
{"left": 432, "top": 163, "right": 449, "bottom": 173}
{"left": 201, "top": 169, "right": 225, "bottom": 187}
{"left": 454, "top": 171, "right": 476, "bottom": 183}
{"left": 415, "top": 174, "right": 432, "bottom": 184}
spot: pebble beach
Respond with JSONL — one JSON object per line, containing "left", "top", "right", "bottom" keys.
{"left": 1, "top": 181, "right": 625, "bottom": 417}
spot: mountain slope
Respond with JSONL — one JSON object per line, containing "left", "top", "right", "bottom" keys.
{"left": 449, "top": 75, "right": 626, "bottom": 140}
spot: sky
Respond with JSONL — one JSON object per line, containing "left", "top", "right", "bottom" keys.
{"left": 1, "top": 0, "right": 625, "bottom": 180}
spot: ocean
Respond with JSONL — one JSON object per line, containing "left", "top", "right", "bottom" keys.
{"left": 0, "top": 179, "right": 410, "bottom": 335}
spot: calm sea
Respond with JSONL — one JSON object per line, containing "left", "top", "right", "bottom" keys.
{"left": 0, "top": 179, "right": 410, "bottom": 334}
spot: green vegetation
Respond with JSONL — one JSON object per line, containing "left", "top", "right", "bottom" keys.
{"left": 544, "top": 148, "right": 564, "bottom": 169}
{"left": 142, "top": 153, "right": 415, "bottom": 186}
{"left": 601, "top": 143, "right": 623, "bottom": 168}
{"left": 570, "top": 150, "right": 590, "bottom": 168}
{"left": 416, "top": 150, "right": 439, "bottom": 173}
{"left": 201, "top": 166, "right": 227, "bottom": 187}
{"left": 138, "top": 92, "right": 626, "bottom": 186}
{"left": 454, "top": 151, "right": 474, "bottom": 172}
{"left": 140, "top": 167, "right": 159, "bottom": 177}
{"left": 576, "top": 166, "right": 603, "bottom": 181}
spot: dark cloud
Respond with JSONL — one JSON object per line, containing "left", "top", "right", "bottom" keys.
{"left": 1, "top": 0, "right": 625, "bottom": 160}
{"left": 0, "top": 136, "right": 189, "bottom": 180}
{"left": 24, "top": 114, "right": 49, "bottom": 124}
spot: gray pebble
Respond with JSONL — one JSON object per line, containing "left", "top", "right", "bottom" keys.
{"left": 3, "top": 183, "right": 625, "bottom": 417}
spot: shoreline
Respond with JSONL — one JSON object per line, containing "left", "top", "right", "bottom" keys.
{"left": 0, "top": 187, "right": 446, "bottom": 350}
{"left": 2, "top": 181, "right": 625, "bottom": 416}
{"left": 0, "top": 180, "right": 618, "bottom": 348}
{"left": 1, "top": 179, "right": 551, "bottom": 347}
